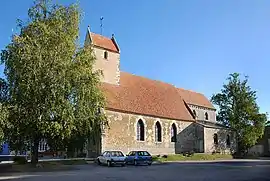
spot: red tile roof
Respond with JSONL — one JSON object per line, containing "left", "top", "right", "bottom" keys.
{"left": 177, "top": 88, "right": 215, "bottom": 109}
{"left": 101, "top": 72, "right": 195, "bottom": 121}
{"left": 90, "top": 32, "right": 119, "bottom": 53}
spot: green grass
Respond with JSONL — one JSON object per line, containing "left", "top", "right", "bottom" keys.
{"left": 152, "top": 153, "right": 233, "bottom": 162}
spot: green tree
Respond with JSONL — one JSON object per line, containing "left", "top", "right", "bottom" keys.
{"left": 0, "top": 104, "right": 8, "bottom": 144}
{"left": 211, "top": 73, "right": 267, "bottom": 154}
{"left": 0, "top": 79, "right": 9, "bottom": 150}
{"left": 266, "top": 113, "right": 270, "bottom": 126}
{"left": 1, "top": 0, "right": 106, "bottom": 163}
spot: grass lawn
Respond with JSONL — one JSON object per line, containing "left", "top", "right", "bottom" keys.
{"left": 152, "top": 153, "right": 233, "bottom": 162}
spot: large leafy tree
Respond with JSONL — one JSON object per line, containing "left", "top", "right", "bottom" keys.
{"left": 1, "top": 0, "right": 106, "bottom": 163}
{"left": 211, "top": 73, "right": 267, "bottom": 154}
{"left": 0, "top": 79, "right": 9, "bottom": 150}
{"left": 0, "top": 104, "right": 8, "bottom": 145}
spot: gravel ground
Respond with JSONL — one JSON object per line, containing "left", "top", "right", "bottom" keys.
{"left": 0, "top": 160, "right": 269, "bottom": 181}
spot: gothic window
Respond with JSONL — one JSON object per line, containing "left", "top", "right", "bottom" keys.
{"left": 193, "top": 110, "right": 197, "bottom": 118}
{"left": 137, "top": 119, "right": 145, "bottom": 141}
{"left": 104, "top": 51, "right": 108, "bottom": 59}
{"left": 205, "top": 112, "right": 209, "bottom": 120}
{"left": 171, "top": 123, "right": 177, "bottom": 142}
{"left": 214, "top": 133, "right": 218, "bottom": 145}
{"left": 226, "top": 135, "right": 230, "bottom": 146}
{"left": 155, "top": 121, "right": 162, "bottom": 142}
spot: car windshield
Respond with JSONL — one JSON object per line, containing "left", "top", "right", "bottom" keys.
{"left": 138, "top": 151, "right": 150, "bottom": 156}
{"left": 110, "top": 151, "right": 124, "bottom": 157}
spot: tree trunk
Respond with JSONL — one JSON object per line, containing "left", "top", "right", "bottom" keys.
{"left": 31, "top": 138, "right": 39, "bottom": 164}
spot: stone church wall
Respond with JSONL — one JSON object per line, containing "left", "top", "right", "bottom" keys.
{"left": 204, "top": 127, "right": 237, "bottom": 154}
{"left": 101, "top": 110, "right": 197, "bottom": 155}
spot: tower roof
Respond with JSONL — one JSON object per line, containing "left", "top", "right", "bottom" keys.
{"left": 90, "top": 32, "right": 119, "bottom": 53}
{"left": 86, "top": 26, "right": 120, "bottom": 53}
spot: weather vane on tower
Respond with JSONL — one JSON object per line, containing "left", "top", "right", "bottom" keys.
{"left": 100, "top": 16, "right": 104, "bottom": 35}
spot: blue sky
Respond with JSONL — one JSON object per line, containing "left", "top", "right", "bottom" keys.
{"left": 1, "top": 0, "right": 269, "bottom": 114}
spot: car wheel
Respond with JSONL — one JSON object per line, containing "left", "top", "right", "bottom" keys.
{"left": 121, "top": 163, "right": 125, "bottom": 167}
{"left": 107, "top": 161, "right": 112, "bottom": 167}
{"left": 97, "top": 159, "right": 101, "bottom": 165}
{"left": 148, "top": 162, "right": 152, "bottom": 166}
{"left": 134, "top": 159, "right": 138, "bottom": 166}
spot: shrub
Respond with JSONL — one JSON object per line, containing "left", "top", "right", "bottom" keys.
{"left": 13, "top": 156, "right": 27, "bottom": 164}
{"left": 77, "top": 153, "right": 86, "bottom": 158}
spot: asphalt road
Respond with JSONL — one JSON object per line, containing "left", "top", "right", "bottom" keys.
{"left": 0, "top": 160, "right": 270, "bottom": 181}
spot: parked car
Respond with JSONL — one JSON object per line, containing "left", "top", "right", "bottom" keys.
{"left": 97, "top": 151, "right": 126, "bottom": 167}
{"left": 125, "top": 151, "right": 152, "bottom": 165}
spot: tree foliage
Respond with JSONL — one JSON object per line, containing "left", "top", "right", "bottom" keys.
{"left": 0, "top": 0, "right": 106, "bottom": 163}
{"left": 0, "top": 104, "right": 8, "bottom": 144}
{"left": 211, "top": 73, "right": 267, "bottom": 153}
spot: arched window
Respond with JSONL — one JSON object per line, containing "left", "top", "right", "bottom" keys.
{"left": 137, "top": 119, "right": 145, "bottom": 141}
{"left": 205, "top": 112, "right": 209, "bottom": 120}
{"left": 171, "top": 123, "right": 177, "bottom": 142}
{"left": 155, "top": 121, "right": 162, "bottom": 142}
{"left": 226, "top": 135, "right": 230, "bottom": 146}
{"left": 193, "top": 110, "right": 197, "bottom": 118}
{"left": 104, "top": 51, "right": 108, "bottom": 59}
{"left": 213, "top": 133, "right": 218, "bottom": 145}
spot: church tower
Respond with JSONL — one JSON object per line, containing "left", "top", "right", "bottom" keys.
{"left": 84, "top": 26, "right": 120, "bottom": 85}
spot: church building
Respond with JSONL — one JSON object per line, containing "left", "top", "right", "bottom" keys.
{"left": 85, "top": 26, "right": 237, "bottom": 157}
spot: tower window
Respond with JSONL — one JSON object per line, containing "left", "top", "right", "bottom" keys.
{"left": 104, "top": 51, "right": 108, "bottom": 59}
{"left": 193, "top": 110, "right": 197, "bottom": 118}
{"left": 205, "top": 112, "right": 209, "bottom": 120}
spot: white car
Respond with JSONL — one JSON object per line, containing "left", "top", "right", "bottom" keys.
{"left": 97, "top": 151, "right": 126, "bottom": 167}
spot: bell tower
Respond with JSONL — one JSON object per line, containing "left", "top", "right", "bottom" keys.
{"left": 85, "top": 26, "right": 120, "bottom": 85}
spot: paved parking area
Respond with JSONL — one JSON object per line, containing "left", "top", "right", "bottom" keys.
{"left": 0, "top": 160, "right": 269, "bottom": 181}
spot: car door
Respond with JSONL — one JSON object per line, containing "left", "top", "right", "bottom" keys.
{"left": 100, "top": 151, "right": 107, "bottom": 164}
{"left": 127, "top": 151, "right": 135, "bottom": 163}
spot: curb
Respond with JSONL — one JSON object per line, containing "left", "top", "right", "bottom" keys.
{"left": 152, "top": 161, "right": 163, "bottom": 165}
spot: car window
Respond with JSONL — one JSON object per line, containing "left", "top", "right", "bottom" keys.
{"left": 104, "top": 152, "right": 110, "bottom": 157}
{"left": 102, "top": 152, "right": 107, "bottom": 156}
{"left": 129, "top": 151, "right": 136, "bottom": 156}
{"left": 111, "top": 151, "right": 124, "bottom": 157}
{"left": 138, "top": 151, "right": 150, "bottom": 156}
{"left": 116, "top": 151, "right": 124, "bottom": 156}
{"left": 143, "top": 151, "right": 150, "bottom": 156}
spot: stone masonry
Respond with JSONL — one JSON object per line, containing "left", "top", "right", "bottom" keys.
{"left": 101, "top": 110, "right": 196, "bottom": 155}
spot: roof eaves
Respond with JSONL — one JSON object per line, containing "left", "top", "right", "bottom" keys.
{"left": 111, "top": 34, "right": 120, "bottom": 53}
{"left": 187, "top": 102, "right": 216, "bottom": 110}
{"left": 93, "top": 44, "right": 120, "bottom": 53}
{"left": 105, "top": 108, "right": 195, "bottom": 123}
{"left": 87, "top": 26, "right": 93, "bottom": 44}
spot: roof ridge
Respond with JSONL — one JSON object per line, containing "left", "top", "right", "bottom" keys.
{"left": 90, "top": 32, "right": 112, "bottom": 40}
{"left": 120, "top": 71, "right": 207, "bottom": 95}
{"left": 176, "top": 87, "right": 205, "bottom": 95}
{"left": 120, "top": 71, "right": 176, "bottom": 87}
